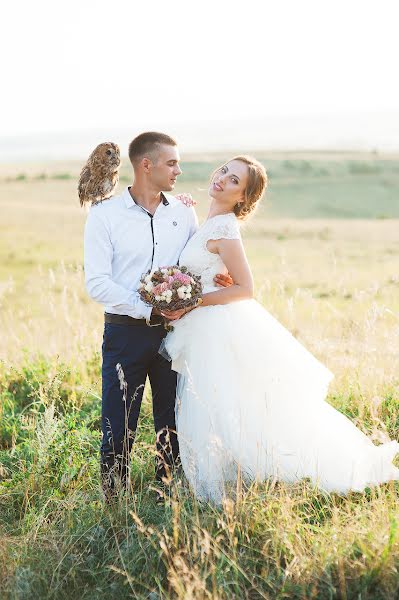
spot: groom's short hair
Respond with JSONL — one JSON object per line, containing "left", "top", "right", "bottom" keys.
{"left": 128, "top": 132, "right": 177, "bottom": 165}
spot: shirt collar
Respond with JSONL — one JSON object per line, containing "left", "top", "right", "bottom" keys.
{"left": 123, "top": 186, "right": 170, "bottom": 209}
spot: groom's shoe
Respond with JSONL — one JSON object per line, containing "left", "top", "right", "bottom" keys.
{"left": 155, "top": 488, "right": 167, "bottom": 505}
{"left": 154, "top": 481, "right": 177, "bottom": 505}
{"left": 100, "top": 459, "right": 117, "bottom": 503}
{"left": 155, "top": 427, "right": 180, "bottom": 481}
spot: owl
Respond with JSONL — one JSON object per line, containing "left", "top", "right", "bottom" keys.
{"left": 78, "top": 142, "right": 121, "bottom": 207}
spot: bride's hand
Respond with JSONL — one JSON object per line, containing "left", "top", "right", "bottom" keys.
{"left": 160, "top": 307, "right": 187, "bottom": 321}
{"left": 161, "top": 300, "right": 201, "bottom": 321}
{"left": 214, "top": 272, "right": 234, "bottom": 287}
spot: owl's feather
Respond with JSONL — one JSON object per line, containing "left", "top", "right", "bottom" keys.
{"left": 78, "top": 142, "right": 121, "bottom": 207}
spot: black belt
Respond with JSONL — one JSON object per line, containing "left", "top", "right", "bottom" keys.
{"left": 104, "top": 312, "right": 163, "bottom": 327}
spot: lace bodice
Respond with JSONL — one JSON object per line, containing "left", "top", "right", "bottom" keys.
{"left": 179, "top": 213, "right": 241, "bottom": 292}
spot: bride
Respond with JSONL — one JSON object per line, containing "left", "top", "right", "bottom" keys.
{"left": 160, "top": 155, "right": 399, "bottom": 503}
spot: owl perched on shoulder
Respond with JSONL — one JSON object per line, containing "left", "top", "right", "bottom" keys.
{"left": 78, "top": 142, "right": 121, "bottom": 207}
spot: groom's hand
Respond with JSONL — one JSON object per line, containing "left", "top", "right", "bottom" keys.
{"left": 214, "top": 272, "right": 233, "bottom": 287}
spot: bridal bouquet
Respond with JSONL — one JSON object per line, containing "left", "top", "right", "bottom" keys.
{"left": 139, "top": 266, "right": 202, "bottom": 329}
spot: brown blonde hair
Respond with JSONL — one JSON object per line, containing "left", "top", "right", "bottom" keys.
{"left": 212, "top": 155, "right": 268, "bottom": 220}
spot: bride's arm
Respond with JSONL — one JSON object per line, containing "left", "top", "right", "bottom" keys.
{"left": 200, "top": 238, "right": 254, "bottom": 307}
{"left": 164, "top": 238, "right": 252, "bottom": 320}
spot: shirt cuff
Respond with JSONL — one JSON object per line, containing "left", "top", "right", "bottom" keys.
{"left": 122, "top": 295, "right": 152, "bottom": 320}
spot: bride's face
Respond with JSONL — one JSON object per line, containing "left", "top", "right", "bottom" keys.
{"left": 209, "top": 160, "right": 249, "bottom": 209}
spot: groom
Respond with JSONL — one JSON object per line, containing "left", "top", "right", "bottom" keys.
{"left": 84, "top": 132, "right": 231, "bottom": 500}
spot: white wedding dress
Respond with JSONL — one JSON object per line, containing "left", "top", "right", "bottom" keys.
{"left": 160, "top": 213, "right": 399, "bottom": 503}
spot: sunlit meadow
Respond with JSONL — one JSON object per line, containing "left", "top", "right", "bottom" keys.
{"left": 1, "top": 153, "right": 399, "bottom": 599}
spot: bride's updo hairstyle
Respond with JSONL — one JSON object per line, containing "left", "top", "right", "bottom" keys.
{"left": 212, "top": 155, "right": 268, "bottom": 220}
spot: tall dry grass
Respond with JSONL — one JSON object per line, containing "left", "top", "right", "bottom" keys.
{"left": 1, "top": 163, "right": 399, "bottom": 597}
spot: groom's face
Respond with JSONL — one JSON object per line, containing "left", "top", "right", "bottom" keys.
{"left": 150, "top": 144, "right": 182, "bottom": 192}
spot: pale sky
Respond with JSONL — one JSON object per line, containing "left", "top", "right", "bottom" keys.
{"left": 1, "top": 0, "right": 399, "bottom": 154}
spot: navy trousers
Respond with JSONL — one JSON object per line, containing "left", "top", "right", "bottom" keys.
{"left": 100, "top": 320, "right": 178, "bottom": 487}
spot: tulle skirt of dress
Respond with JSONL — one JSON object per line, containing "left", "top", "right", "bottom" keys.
{"left": 160, "top": 299, "right": 399, "bottom": 503}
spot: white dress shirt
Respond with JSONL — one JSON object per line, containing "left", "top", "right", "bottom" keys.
{"left": 84, "top": 186, "right": 198, "bottom": 320}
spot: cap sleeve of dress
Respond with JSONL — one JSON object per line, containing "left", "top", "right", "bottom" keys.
{"left": 205, "top": 214, "right": 241, "bottom": 243}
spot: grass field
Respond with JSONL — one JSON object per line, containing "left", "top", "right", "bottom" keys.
{"left": 1, "top": 153, "right": 399, "bottom": 598}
